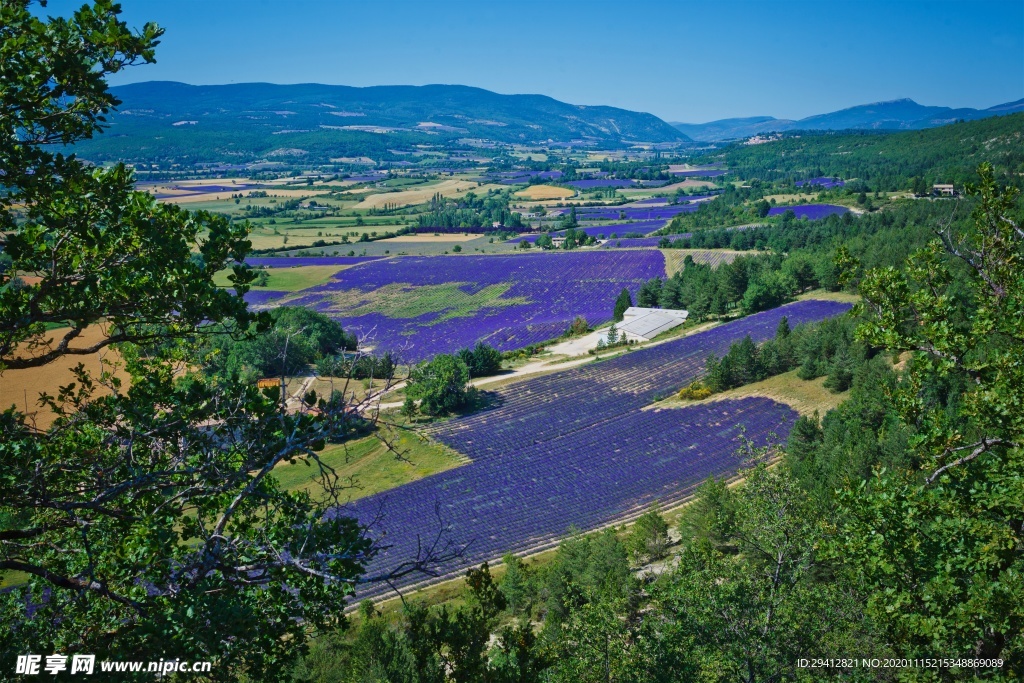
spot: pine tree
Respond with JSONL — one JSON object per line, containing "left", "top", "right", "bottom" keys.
{"left": 613, "top": 288, "right": 632, "bottom": 321}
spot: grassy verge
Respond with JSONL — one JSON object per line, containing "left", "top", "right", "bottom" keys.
{"left": 654, "top": 368, "right": 849, "bottom": 417}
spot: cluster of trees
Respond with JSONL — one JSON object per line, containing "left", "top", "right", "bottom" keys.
{"left": 636, "top": 197, "right": 985, "bottom": 325}
{"left": 417, "top": 190, "right": 524, "bottom": 230}
{"left": 295, "top": 519, "right": 668, "bottom": 682}
{"left": 317, "top": 350, "right": 396, "bottom": 381}
{"left": 661, "top": 193, "right": 948, "bottom": 260}
{"left": 204, "top": 307, "right": 357, "bottom": 383}
{"left": 704, "top": 315, "right": 866, "bottom": 393}
{"left": 630, "top": 251, "right": 827, "bottom": 320}
{"left": 404, "top": 343, "right": 503, "bottom": 416}
{"left": 2, "top": 6, "right": 451, "bottom": 677}
{"left": 457, "top": 342, "right": 503, "bottom": 378}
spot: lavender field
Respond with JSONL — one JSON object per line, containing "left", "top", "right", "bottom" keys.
{"left": 273, "top": 251, "right": 666, "bottom": 361}
{"left": 549, "top": 200, "right": 710, "bottom": 221}
{"left": 795, "top": 177, "right": 845, "bottom": 189}
{"left": 506, "top": 220, "right": 666, "bottom": 243}
{"left": 767, "top": 204, "right": 850, "bottom": 220}
{"left": 344, "top": 300, "right": 852, "bottom": 593}
{"left": 244, "top": 256, "right": 384, "bottom": 268}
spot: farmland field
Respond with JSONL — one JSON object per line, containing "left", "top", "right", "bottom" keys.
{"left": 659, "top": 368, "right": 850, "bottom": 416}
{"left": 345, "top": 299, "right": 851, "bottom": 593}
{"left": 271, "top": 424, "right": 466, "bottom": 501}
{"left": 214, "top": 264, "right": 353, "bottom": 291}
{"left": 0, "top": 325, "right": 129, "bottom": 429}
{"left": 661, "top": 248, "right": 749, "bottom": 275}
{"left": 514, "top": 184, "right": 576, "bottom": 200}
{"left": 767, "top": 204, "right": 850, "bottom": 220}
{"left": 355, "top": 179, "right": 503, "bottom": 209}
{"left": 295, "top": 236, "right": 522, "bottom": 257}
{"left": 270, "top": 250, "right": 666, "bottom": 360}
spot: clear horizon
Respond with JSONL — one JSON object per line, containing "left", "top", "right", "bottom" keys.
{"left": 41, "top": 0, "right": 1024, "bottom": 123}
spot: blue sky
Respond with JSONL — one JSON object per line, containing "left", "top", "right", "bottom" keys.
{"left": 45, "top": 0, "right": 1024, "bottom": 122}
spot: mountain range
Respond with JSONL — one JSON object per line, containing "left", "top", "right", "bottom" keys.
{"left": 672, "top": 98, "right": 1024, "bottom": 141}
{"left": 104, "top": 81, "right": 686, "bottom": 146}
{"left": 77, "top": 83, "right": 1024, "bottom": 165}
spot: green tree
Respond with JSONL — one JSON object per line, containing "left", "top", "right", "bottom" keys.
{"left": 659, "top": 465, "right": 865, "bottom": 683}
{"left": 612, "top": 288, "right": 632, "bottom": 321}
{"left": 407, "top": 354, "right": 472, "bottom": 415}
{"left": 637, "top": 277, "right": 663, "bottom": 307}
{"left": 498, "top": 554, "right": 535, "bottom": 615}
{"left": 0, "top": 4, "right": 448, "bottom": 676}
{"left": 626, "top": 508, "right": 670, "bottom": 565}
{"left": 457, "top": 342, "right": 503, "bottom": 378}
{"left": 209, "top": 306, "right": 356, "bottom": 382}
{"left": 834, "top": 163, "right": 1024, "bottom": 667}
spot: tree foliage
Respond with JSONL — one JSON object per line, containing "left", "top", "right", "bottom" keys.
{"left": 832, "top": 163, "right": 1024, "bottom": 667}
{"left": 0, "top": 5, "right": 450, "bottom": 676}
{"left": 407, "top": 354, "right": 472, "bottom": 415}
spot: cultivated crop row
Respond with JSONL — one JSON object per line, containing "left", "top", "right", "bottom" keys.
{"left": 339, "top": 300, "right": 851, "bottom": 596}
{"left": 767, "top": 204, "right": 850, "bottom": 220}
{"left": 347, "top": 397, "right": 797, "bottom": 597}
{"left": 244, "top": 256, "right": 383, "bottom": 268}
{"left": 428, "top": 300, "right": 851, "bottom": 460}
{"left": 275, "top": 251, "right": 666, "bottom": 361}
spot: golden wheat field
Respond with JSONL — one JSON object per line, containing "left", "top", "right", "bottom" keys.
{"left": 514, "top": 185, "right": 575, "bottom": 200}
{"left": 0, "top": 325, "right": 129, "bottom": 429}
{"left": 355, "top": 180, "right": 502, "bottom": 209}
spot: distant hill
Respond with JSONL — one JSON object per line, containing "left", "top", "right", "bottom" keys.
{"left": 703, "top": 112, "right": 1024, "bottom": 187}
{"left": 73, "top": 82, "right": 688, "bottom": 164}
{"left": 672, "top": 98, "right": 1024, "bottom": 141}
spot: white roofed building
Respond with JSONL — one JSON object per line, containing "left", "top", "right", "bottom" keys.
{"left": 617, "top": 307, "right": 689, "bottom": 341}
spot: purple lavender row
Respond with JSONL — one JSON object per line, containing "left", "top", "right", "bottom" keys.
{"left": 242, "top": 290, "right": 289, "bottom": 306}
{"left": 767, "top": 204, "right": 850, "bottom": 220}
{"left": 345, "top": 398, "right": 795, "bottom": 599}
{"left": 281, "top": 251, "right": 666, "bottom": 361}
{"left": 795, "top": 177, "right": 845, "bottom": 188}
{"left": 428, "top": 299, "right": 850, "bottom": 460}
{"left": 244, "top": 256, "right": 385, "bottom": 268}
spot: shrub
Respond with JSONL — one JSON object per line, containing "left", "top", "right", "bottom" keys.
{"left": 457, "top": 342, "right": 503, "bottom": 378}
{"left": 678, "top": 382, "right": 712, "bottom": 400}
{"left": 565, "top": 315, "right": 590, "bottom": 337}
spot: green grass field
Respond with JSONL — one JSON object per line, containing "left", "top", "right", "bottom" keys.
{"left": 213, "top": 264, "right": 348, "bottom": 291}
{"left": 280, "top": 281, "right": 527, "bottom": 321}
{"left": 270, "top": 424, "right": 465, "bottom": 501}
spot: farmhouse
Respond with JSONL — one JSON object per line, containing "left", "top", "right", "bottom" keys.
{"left": 933, "top": 183, "right": 956, "bottom": 196}
{"left": 617, "top": 306, "right": 689, "bottom": 342}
